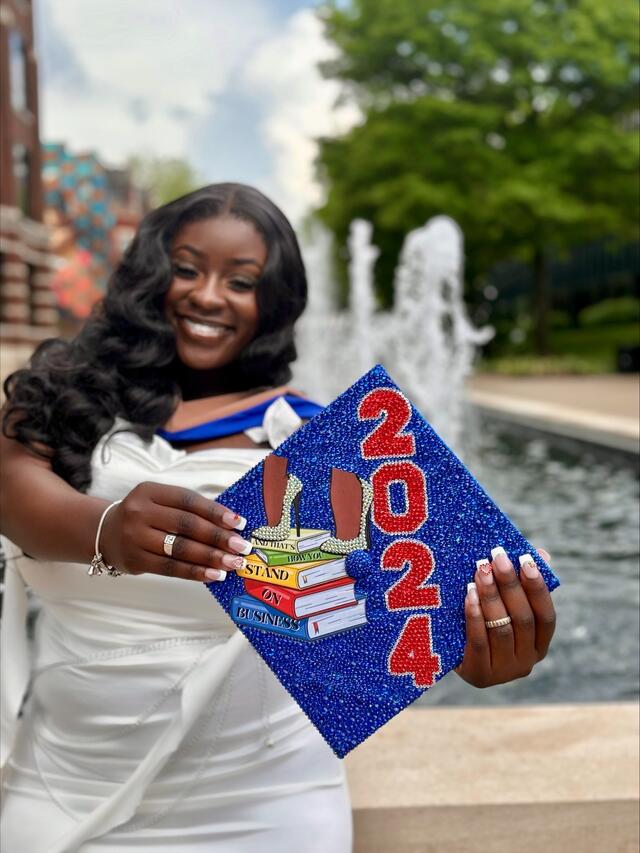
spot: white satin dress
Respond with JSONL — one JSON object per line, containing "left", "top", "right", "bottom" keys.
{"left": 0, "top": 405, "right": 352, "bottom": 853}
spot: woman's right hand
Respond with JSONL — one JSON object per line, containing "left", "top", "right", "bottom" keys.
{"left": 100, "top": 482, "right": 251, "bottom": 582}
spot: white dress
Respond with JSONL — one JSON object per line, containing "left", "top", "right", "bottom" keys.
{"left": 0, "top": 412, "right": 352, "bottom": 853}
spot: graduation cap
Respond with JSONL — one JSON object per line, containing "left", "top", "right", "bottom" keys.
{"left": 208, "top": 365, "right": 559, "bottom": 757}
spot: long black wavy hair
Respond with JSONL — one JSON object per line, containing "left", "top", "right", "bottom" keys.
{"left": 2, "top": 183, "right": 308, "bottom": 491}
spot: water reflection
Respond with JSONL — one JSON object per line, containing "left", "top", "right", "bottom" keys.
{"left": 420, "top": 414, "right": 640, "bottom": 706}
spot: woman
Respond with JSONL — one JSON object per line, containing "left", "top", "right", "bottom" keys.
{"left": 0, "top": 184, "right": 555, "bottom": 852}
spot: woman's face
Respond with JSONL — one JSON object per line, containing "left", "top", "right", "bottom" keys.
{"left": 165, "top": 215, "right": 265, "bottom": 372}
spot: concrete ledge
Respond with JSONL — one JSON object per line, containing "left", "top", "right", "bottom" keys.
{"left": 466, "top": 374, "right": 639, "bottom": 455}
{"left": 346, "top": 704, "right": 639, "bottom": 853}
{"left": 471, "top": 398, "right": 639, "bottom": 454}
{"left": 352, "top": 800, "right": 639, "bottom": 853}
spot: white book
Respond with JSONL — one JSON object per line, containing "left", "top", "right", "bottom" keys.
{"left": 304, "top": 598, "right": 367, "bottom": 639}
{"left": 293, "top": 580, "right": 356, "bottom": 617}
{"left": 251, "top": 528, "right": 331, "bottom": 554}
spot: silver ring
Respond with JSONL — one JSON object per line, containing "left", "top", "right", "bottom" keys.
{"left": 485, "top": 615, "right": 512, "bottom": 629}
{"left": 163, "top": 534, "right": 177, "bottom": 557}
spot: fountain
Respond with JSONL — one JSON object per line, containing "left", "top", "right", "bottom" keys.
{"left": 295, "top": 217, "right": 639, "bottom": 709}
{"left": 296, "top": 215, "right": 493, "bottom": 447}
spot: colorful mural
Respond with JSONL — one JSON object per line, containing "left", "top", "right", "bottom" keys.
{"left": 42, "top": 143, "right": 145, "bottom": 322}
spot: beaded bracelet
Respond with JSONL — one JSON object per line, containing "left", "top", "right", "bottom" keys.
{"left": 87, "top": 499, "right": 125, "bottom": 577}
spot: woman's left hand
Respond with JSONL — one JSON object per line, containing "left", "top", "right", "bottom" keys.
{"left": 455, "top": 547, "right": 556, "bottom": 688}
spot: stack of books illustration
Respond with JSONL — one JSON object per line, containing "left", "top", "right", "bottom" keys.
{"left": 231, "top": 527, "right": 367, "bottom": 641}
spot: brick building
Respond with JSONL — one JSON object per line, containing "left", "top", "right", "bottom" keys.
{"left": 0, "top": 0, "right": 57, "bottom": 380}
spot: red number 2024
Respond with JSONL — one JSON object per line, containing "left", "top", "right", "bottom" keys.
{"left": 358, "top": 388, "right": 442, "bottom": 689}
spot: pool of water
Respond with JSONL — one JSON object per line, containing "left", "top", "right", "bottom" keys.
{"left": 419, "top": 412, "right": 640, "bottom": 707}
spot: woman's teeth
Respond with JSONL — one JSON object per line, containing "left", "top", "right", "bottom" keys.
{"left": 182, "top": 318, "right": 231, "bottom": 338}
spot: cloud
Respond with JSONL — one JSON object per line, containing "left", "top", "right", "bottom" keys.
{"left": 35, "top": 0, "right": 90, "bottom": 91}
{"left": 35, "top": 1, "right": 357, "bottom": 221}
{"left": 37, "top": 0, "right": 276, "bottom": 165}
{"left": 241, "top": 9, "right": 360, "bottom": 221}
{"left": 188, "top": 86, "right": 273, "bottom": 191}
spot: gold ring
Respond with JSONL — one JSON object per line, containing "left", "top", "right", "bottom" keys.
{"left": 485, "top": 616, "right": 512, "bottom": 629}
{"left": 163, "top": 534, "right": 176, "bottom": 557}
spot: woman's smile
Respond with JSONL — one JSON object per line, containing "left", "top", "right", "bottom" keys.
{"left": 177, "top": 314, "right": 235, "bottom": 341}
{"left": 165, "top": 215, "right": 265, "bottom": 372}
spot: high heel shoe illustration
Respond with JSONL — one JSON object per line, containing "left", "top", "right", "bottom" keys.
{"left": 253, "top": 455, "right": 303, "bottom": 541}
{"left": 322, "top": 468, "right": 373, "bottom": 555}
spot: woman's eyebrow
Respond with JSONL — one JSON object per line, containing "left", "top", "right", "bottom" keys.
{"left": 172, "top": 244, "right": 205, "bottom": 258}
{"left": 172, "top": 246, "right": 261, "bottom": 269}
{"left": 230, "top": 258, "right": 262, "bottom": 269}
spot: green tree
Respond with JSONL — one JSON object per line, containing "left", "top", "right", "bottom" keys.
{"left": 316, "top": 0, "right": 639, "bottom": 353}
{"left": 127, "top": 156, "right": 201, "bottom": 207}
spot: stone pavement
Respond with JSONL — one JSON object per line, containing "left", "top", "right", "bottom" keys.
{"left": 467, "top": 373, "right": 639, "bottom": 453}
{"left": 346, "top": 703, "right": 639, "bottom": 853}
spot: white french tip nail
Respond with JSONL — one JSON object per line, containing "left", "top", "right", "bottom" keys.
{"left": 205, "top": 569, "right": 227, "bottom": 582}
{"left": 229, "top": 535, "right": 253, "bottom": 555}
{"left": 234, "top": 516, "right": 247, "bottom": 531}
{"left": 476, "top": 559, "right": 490, "bottom": 571}
{"left": 467, "top": 582, "right": 477, "bottom": 593}
{"left": 491, "top": 546, "right": 506, "bottom": 560}
{"left": 519, "top": 554, "right": 534, "bottom": 567}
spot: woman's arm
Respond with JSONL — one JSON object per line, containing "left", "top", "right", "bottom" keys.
{"left": 0, "top": 431, "right": 107, "bottom": 562}
{"left": 0, "top": 432, "right": 252, "bottom": 581}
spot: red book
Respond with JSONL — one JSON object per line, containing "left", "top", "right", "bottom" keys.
{"left": 243, "top": 576, "right": 357, "bottom": 619}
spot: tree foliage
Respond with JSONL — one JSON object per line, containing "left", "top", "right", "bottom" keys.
{"left": 127, "top": 155, "right": 201, "bottom": 207}
{"left": 315, "top": 0, "right": 639, "bottom": 349}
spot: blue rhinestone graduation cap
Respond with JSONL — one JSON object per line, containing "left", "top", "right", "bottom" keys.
{"left": 207, "top": 365, "right": 559, "bottom": 757}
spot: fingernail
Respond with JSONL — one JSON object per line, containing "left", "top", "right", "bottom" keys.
{"left": 221, "top": 554, "right": 246, "bottom": 570}
{"left": 222, "top": 511, "right": 247, "bottom": 531}
{"left": 467, "top": 582, "right": 479, "bottom": 604}
{"left": 519, "top": 554, "right": 540, "bottom": 579}
{"left": 476, "top": 559, "right": 493, "bottom": 584}
{"left": 205, "top": 568, "right": 227, "bottom": 582}
{"left": 228, "top": 535, "right": 253, "bottom": 555}
{"left": 476, "top": 559, "right": 492, "bottom": 575}
{"left": 490, "top": 546, "right": 510, "bottom": 572}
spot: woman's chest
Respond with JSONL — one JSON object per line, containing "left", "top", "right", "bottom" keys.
{"left": 170, "top": 432, "right": 269, "bottom": 454}
{"left": 91, "top": 428, "right": 269, "bottom": 503}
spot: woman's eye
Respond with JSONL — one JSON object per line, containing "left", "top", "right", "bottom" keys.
{"left": 230, "top": 279, "right": 256, "bottom": 292}
{"left": 173, "top": 264, "right": 199, "bottom": 279}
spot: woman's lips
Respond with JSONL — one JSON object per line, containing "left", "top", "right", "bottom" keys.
{"left": 177, "top": 315, "right": 234, "bottom": 341}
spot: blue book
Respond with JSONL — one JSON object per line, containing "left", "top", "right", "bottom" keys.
{"left": 231, "top": 593, "right": 367, "bottom": 641}
{"left": 208, "top": 365, "right": 560, "bottom": 757}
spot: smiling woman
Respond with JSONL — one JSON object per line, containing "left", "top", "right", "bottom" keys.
{"left": 0, "top": 184, "right": 351, "bottom": 852}
{"left": 3, "top": 184, "right": 309, "bottom": 489}
{"left": 0, "top": 181, "right": 556, "bottom": 852}
{"left": 166, "top": 216, "right": 263, "bottom": 373}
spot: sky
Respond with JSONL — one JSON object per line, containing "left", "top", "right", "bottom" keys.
{"left": 34, "top": 0, "right": 359, "bottom": 223}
